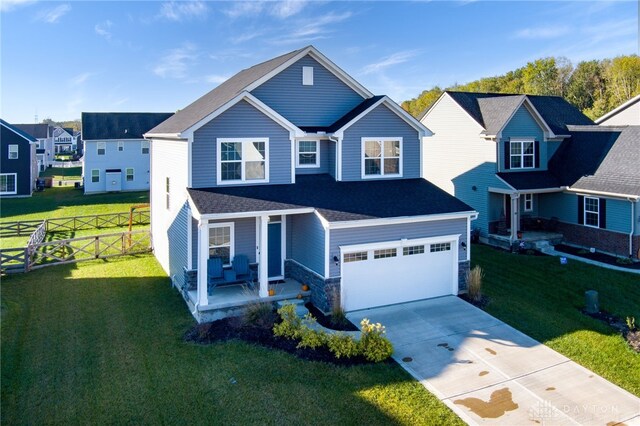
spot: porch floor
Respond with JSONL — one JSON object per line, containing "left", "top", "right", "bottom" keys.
{"left": 188, "top": 278, "right": 310, "bottom": 311}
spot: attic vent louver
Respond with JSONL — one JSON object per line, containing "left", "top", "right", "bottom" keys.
{"left": 302, "top": 66, "right": 313, "bottom": 86}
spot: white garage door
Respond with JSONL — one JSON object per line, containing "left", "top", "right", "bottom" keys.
{"left": 341, "top": 236, "right": 459, "bottom": 312}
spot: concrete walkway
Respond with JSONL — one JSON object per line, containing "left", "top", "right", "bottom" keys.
{"left": 347, "top": 297, "right": 640, "bottom": 425}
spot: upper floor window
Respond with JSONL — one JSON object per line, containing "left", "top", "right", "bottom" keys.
{"left": 509, "top": 140, "right": 534, "bottom": 169}
{"left": 362, "top": 137, "right": 402, "bottom": 178}
{"left": 302, "top": 66, "right": 314, "bottom": 86}
{"left": 141, "top": 141, "right": 150, "bottom": 154}
{"left": 8, "top": 145, "right": 18, "bottom": 159}
{"left": 126, "top": 168, "right": 134, "bottom": 182}
{"left": 97, "top": 142, "right": 106, "bottom": 155}
{"left": 217, "top": 138, "right": 269, "bottom": 184}
{"left": 296, "top": 140, "right": 319, "bottom": 168}
{"left": 118, "top": 141, "right": 124, "bottom": 152}
{"left": 91, "top": 169, "right": 100, "bottom": 183}
{"left": 584, "top": 196, "right": 599, "bottom": 228}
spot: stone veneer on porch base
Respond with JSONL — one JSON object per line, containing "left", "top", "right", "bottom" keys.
{"left": 285, "top": 260, "right": 340, "bottom": 314}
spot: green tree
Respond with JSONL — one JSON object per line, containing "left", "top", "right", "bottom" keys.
{"left": 566, "top": 60, "right": 606, "bottom": 112}
{"left": 522, "top": 58, "right": 560, "bottom": 96}
{"left": 401, "top": 87, "right": 443, "bottom": 118}
{"left": 604, "top": 55, "right": 640, "bottom": 107}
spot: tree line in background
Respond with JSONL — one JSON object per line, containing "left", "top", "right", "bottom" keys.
{"left": 401, "top": 55, "right": 640, "bottom": 120}
{"left": 41, "top": 118, "right": 81, "bottom": 132}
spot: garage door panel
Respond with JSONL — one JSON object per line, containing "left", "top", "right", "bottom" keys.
{"left": 342, "top": 239, "right": 456, "bottom": 312}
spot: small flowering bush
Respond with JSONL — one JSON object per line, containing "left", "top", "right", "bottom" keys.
{"left": 358, "top": 319, "right": 394, "bottom": 363}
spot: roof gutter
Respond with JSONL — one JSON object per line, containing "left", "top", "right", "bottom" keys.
{"left": 566, "top": 187, "right": 640, "bottom": 201}
{"left": 327, "top": 210, "right": 478, "bottom": 230}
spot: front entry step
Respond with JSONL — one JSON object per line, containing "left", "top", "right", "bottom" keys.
{"left": 276, "top": 299, "right": 309, "bottom": 317}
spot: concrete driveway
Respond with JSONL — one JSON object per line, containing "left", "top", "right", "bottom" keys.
{"left": 347, "top": 297, "right": 640, "bottom": 425}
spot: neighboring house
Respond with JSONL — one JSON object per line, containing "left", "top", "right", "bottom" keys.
{"left": 421, "top": 91, "right": 640, "bottom": 260}
{"left": 74, "top": 131, "right": 84, "bottom": 156}
{"left": 145, "top": 46, "right": 477, "bottom": 322}
{"left": 14, "top": 123, "right": 54, "bottom": 172}
{"left": 52, "top": 126, "right": 76, "bottom": 153}
{"left": 0, "top": 119, "right": 38, "bottom": 197}
{"left": 595, "top": 94, "right": 640, "bottom": 126}
{"left": 82, "top": 112, "right": 173, "bottom": 194}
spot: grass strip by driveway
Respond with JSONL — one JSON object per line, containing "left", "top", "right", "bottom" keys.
{"left": 1, "top": 255, "right": 462, "bottom": 425}
{"left": 473, "top": 244, "right": 640, "bottom": 396}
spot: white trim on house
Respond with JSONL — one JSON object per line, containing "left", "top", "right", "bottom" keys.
{"left": 583, "top": 196, "right": 600, "bottom": 229}
{"left": 333, "top": 96, "right": 431, "bottom": 139}
{"left": 141, "top": 140, "right": 150, "bottom": 154}
{"left": 125, "top": 167, "right": 135, "bottom": 182}
{"left": 302, "top": 66, "right": 314, "bottom": 86}
{"left": 187, "top": 207, "right": 193, "bottom": 270}
{"left": 339, "top": 234, "right": 461, "bottom": 254}
{"left": 327, "top": 211, "right": 478, "bottom": 230}
{"left": 244, "top": 46, "right": 373, "bottom": 99}
{"left": 117, "top": 141, "right": 124, "bottom": 152}
{"left": 523, "top": 193, "right": 533, "bottom": 212}
{"left": 361, "top": 137, "right": 403, "bottom": 179}
{"left": 97, "top": 142, "right": 106, "bottom": 155}
{"left": 494, "top": 174, "right": 517, "bottom": 191}
{"left": 295, "top": 140, "right": 320, "bottom": 168}
{"left": 215, "top": 138, "right": 270, "bottom": 185}
{"left": 313, "top": 210, "right": 331, "bottom": 278}
{"left": 7, "top": 144, "right": 18, "bottom": 159}
{"left": 194, "top": 207, "right": 316, "bottom": 222}
{"left": 509, "top": 138, "right": 536, "bottom": 169}
{"left": 420, "top": 92, "right": 486, "bottom": 133}
{"left": 208, "top": 221, "right": 235, "bottom": 266}
{"left": 492, "top": 97, "right": 555, "bottom": 140}
{"left": 0, "top": 173, "right": 18, "bottom": 195}
{"left": 566, "top": 187, "right": 639, "bottom": 201}
{"left": 595, "top": 94, "right": 640, "bottom": 124}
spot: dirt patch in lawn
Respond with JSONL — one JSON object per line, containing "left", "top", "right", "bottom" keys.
{"left": 555, "top": 244, "right": 640, "bottom": 270}
{"left": 184, "top": 312, "right": 380, "bottom": 366}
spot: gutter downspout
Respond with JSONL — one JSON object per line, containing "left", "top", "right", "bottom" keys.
{"left": 629, "top": 198, "right": 636, "bottom": 258}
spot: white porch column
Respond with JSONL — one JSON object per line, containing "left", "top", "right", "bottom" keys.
{"left": 258, "top": 215, "right": 269, "bottom": 297}
{"left": 197, "top": 220, "right": 209, "bottom": 307}
{"left": 510, "top": 193, "right": 520, "bottom": 242}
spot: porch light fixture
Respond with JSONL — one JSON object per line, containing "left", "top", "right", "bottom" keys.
{"left": 472, "top": 185, "right": 477, "bottom": 191}
{"left": 333, "top": 255, "right": 339, "bottom": 265}
{"left": 461, "top": 241, "right": 467, "bottom": 250}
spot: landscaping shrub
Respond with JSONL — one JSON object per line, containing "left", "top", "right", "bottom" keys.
{"left": 273, "top": 304, "right": 303, "bottom": 339}
{"left": 241, "top": 286, "right": 276, "bottom": 327}
{"left": 329, "top": 287, "right": 349, "bottom": 328}
{"left": 466, "top": 265, "right": 484, "bottom": 303}
{"left": 327, "top": 333, "right": 360, "bottom": 359}
{"left": 298, "top": 326, "right": 328, "bottom": 349}
{"left": 358, "top": 319, "right": 394, "bottom": 363}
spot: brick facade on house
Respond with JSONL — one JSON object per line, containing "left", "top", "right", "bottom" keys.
{"left": 555, "top": 221, "right": 639, "bottom": 259}
{"left": 285, "top": 260, "right": 340, "bottom": 313}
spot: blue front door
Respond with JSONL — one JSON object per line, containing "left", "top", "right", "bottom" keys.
{"left": 268, "top": 222, "right": 282, "bottom": 277}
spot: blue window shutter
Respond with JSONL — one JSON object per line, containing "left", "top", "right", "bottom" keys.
{"left": 534, "top": 140, "right": 540, "bottom": 168}
{"left": 504, "top": 141, "right": 510, "bottom": 170}
{"left": 577, "top": 195, "right": 584, "bottom": 225}
{"left": 599, "top": 198, "right": 606, "bottom": 229}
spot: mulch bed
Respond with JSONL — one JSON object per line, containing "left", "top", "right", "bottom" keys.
{"left": 582, "top": 309, "right": 640, "bottom": 353}
{"left": 184, "top": 309, "right": 378, "bottom": 366}
{"left": 459, "top": 293, "right": 490, "bottom": 309}
{"left": 305, "top": 303, "right": 359, "bottom": 331}
{"left": 555, "top": 244, "right": 640, "bottom": 270}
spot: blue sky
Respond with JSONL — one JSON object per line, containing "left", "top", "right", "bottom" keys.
{"left": 1, "top": 0, "right": 637, "bottom": 123}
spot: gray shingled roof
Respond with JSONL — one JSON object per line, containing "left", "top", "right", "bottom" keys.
{"left": 82, "top": 112, "right": 173, "bottom": 140}
{"left": 148, "top": 47, "right": 305, "bottom": 135}
{"left": 13, "top": 123, "right": 50, "bottom": 139}
{"left": 1, "top": 119, "right": 38, "bottom": 142}
{"left": 443, "top": 91, "right": 593, "bottom": 135}
{"left": 188, "top": 174, "right": 474, "bottom": 221}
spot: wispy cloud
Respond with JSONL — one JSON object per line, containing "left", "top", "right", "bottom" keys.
{"left": 205, "top": 74, "right": 230, "bottom": 85}
{"left": 209, "top": 49, "right": 255, "bottom": 62}
{"left": 95, "top": 20, "right": 113, "bottom": 40}
{"left": 35, "top": 3, "right": 71, "bottom": 23}
{"left": 153, "top": 43, "right": 199, "bottom": 79}
{"left": 1, "top": 0, "right": 35, "bottom": 12}
{"left": 514, "top": 26, "right": 570, "bottom": 40}
{"left": 230, "top": 29, "right": 265, "bottom": 44}
{"left": 271, "top": 0, "right": 308, "bottom": 19}
{"left": 269, "top": 11, "right": 352, "bottom": 44}
{"left": 113, "top": 97, "right": 129, "bottom": 107}
{"left": 223, "top": 1, "right": 265, "bottom": 19}
{"left": 223, "top": 0, "right": 308, "bottom": 20}
{"left": 361, "top": 50, "right": 420, "bottom": 75}
{"left": 158, "top": 1, "right": 208, "bottom": 22}
{"left": 69, "top": 72, "right": 93, "bottom": 86}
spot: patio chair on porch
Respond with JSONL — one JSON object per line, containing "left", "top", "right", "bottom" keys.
{"left": 207, "top": 257, "right": 225, "bottom": 294}
{"left": 232, "top": 254, "right": 256, "bottom": 289}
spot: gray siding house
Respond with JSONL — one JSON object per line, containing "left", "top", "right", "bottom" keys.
{"left": 146, "top": 46, "right": 477, "bottom": 322}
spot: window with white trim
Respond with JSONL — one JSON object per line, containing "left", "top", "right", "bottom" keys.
{"left": 141, "top": 141, "right": 150, "bottom": 154}
{"left": 302, "top": 66, "right": 314, "bottom": 85}
{"left": 403, "top": 245, "right": 425, "bottom": 256}
{"left": 296, "top": 140, "right": 319, "bottom": 167}
{"left": 584, "top": 196, "right": 599, "bottom": 227}
{"left": 374, "top": 248, "right": 397, "bottom": 259}
{"left": 0, "top": 173, "right": 17, "bottom": 194}
{"left": 362, "top": 138, "right": 402, "bottom": 178}
{"left": 165, "top": 177, "right": 170, "bottom": 210}
{"left": 91, "top": 169, "right": 99, "bottom": 183}
{"left": 126, "top": 168, "right": 134, "bottom": 182}
{"left": 97, "top": 142, "right": 106, "bottom": 155}
{"left": 510, "top": 140, "right": 534, "bottom": 169}
{"left": 8, "top": 145, "right": 18, "bottom": 159}
{"left": 118, "top": 141, "right": 124, "bottom": 152}
{"left": 524, "top": 193, "right": 533, "bottom": 212}
{"left": 430, "top": 242, "right": 451, "bottom": 252}
{"left": 344, "top": 251, "right": 367, "bottom": 263}
{"left": 209, "top": 223, "right": 234, "bottom": 265}
{"left": 218, "top": 138, "right": 268, "bottom": 184}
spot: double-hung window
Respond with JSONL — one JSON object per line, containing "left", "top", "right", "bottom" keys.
{"left": 141, "top": 141, "right": 150, "bottom": 154}
{"left": 0, "top": 174, "right": 17, "bottom": 194}
{"left": 523, "top": 194, "right": 533, "bottom": 212}
{"left": 362, "top": 138, "right": 402, "bottom": 178}
{"left": 8, "top": 145, "right": 18, "bottom": 159}
{"left": 118, "top": 141, "right": 124, "bottom": 152}
{"left": 97, "top": 142, "right": 106, "bottom": 155}
{"left": 296, "top": 140, "right": 319, "bottom": 167}
{"left": 510, "top": 139, "right": 534, "bottom": 169}
{"left": 91, "top": 169, "right": 100, "bottom": 183}
{"left": 217, "top": 138, "right": 268, "bottom": 184}
{"left": 584, "top": 196, "right": 599, "bottom": 227}
{"left": 209, "top": 223, "right": 234, "bottom": 265}
{"left": 126, "top": 168, "right": 134, "bottom": 182}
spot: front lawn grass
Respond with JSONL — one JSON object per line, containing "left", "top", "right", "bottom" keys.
{"left": 473, "top": 244, "right": 640, "bottom": 396}
{"left": 39, "top": 167, "right": 82, "bottom": 180}
{"left": 1, "top": 255, "right": 462, "bottom": 425}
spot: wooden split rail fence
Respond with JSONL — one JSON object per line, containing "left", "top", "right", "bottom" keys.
{"left": 0, "top": 209, "right": 151, "bottom": 273}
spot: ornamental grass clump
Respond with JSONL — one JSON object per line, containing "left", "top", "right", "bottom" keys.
{"left": 466, "top": 265, "right": 484, "bottom": 303}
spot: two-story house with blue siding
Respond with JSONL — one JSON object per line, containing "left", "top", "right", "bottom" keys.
{"left": 82, "top": 112, "right": 172, "bottom": 194}
{"left": 421, "top": 91, "right": 640, "bottom": 260}
{"left": 146, "top": 46, "right": 478, "bottom": 322}
{"left": 1, "top": 119, "right": 38, "bottom": 197}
